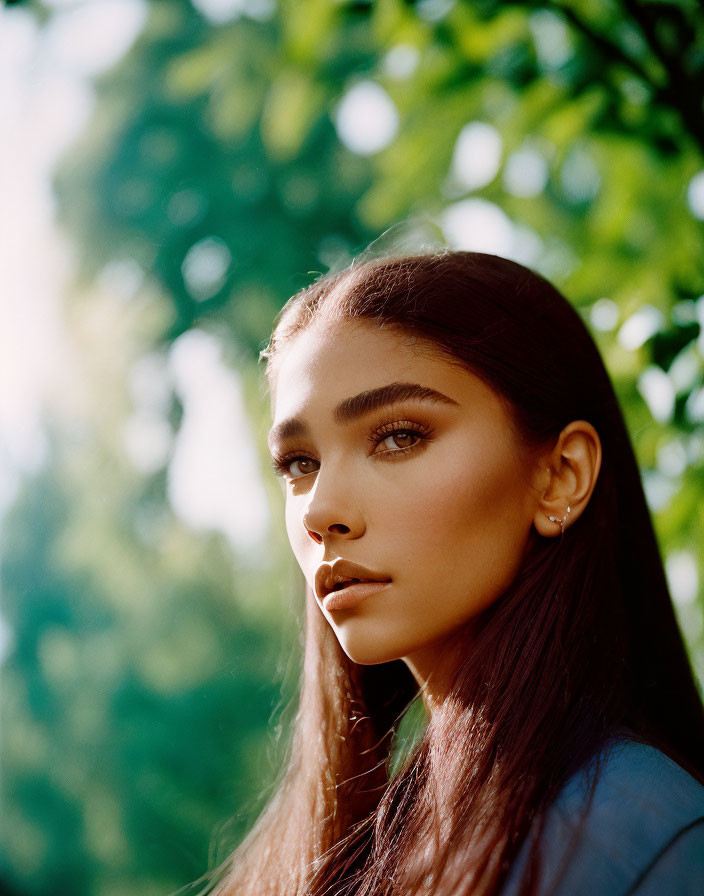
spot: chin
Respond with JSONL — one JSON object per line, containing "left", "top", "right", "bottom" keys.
{"left": 334, "top": 631, "right": 408, "bottom": 666}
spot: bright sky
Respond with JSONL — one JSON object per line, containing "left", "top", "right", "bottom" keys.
{"left": 0, "top": 0, "right": 269, "bottom": 561}
{"left": 0, "top": 0, "right": 148, "bottom": 497}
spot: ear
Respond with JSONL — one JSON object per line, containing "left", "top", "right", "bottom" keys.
{"left": 533, "top": 420, "right": 602, "bottom": 538}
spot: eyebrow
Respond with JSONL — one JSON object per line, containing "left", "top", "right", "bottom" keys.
{"left": 268, "top": 381, "right": 459, "bottom": 448}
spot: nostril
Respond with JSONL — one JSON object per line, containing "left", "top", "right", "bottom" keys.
{"left": 329, "top": 524, "right": 350, "bottom": 535}
{"left": 306, "top": 527, "right": 323, "bottom": 544}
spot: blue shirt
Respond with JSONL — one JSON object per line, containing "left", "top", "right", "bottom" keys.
{"left": 502, "top": 737, "right": 704, "bottom": 895}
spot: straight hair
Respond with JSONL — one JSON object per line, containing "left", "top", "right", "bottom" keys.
{"left": 213, "top": 251, "right": 704, "bottom": 896}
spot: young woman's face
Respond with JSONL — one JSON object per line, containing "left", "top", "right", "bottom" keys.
{"left": 268, "top": 318, "right": 543, "bottom": 684}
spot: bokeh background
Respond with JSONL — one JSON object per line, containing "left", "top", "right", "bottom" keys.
{"left": 2, "top": 0, "right": 704, "bottom": 894}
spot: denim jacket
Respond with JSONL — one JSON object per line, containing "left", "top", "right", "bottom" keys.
{"left": 501, "top": 736, "right": 704, "bottom": 895}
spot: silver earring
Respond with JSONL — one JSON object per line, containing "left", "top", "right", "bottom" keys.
{"left": 548, "top": 505, "right": 571, "bottom": 534}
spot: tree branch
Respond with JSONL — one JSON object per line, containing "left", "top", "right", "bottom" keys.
{"left": 544, "top": 0, "right": 704, "bottom": 155}
{"left": 544, "top": 0, "right": 659, "bottom": 89}
{"left": 621, "top": 0, "right": 704, "bottom": 154}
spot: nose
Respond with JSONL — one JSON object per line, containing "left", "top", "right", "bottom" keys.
{"left": 301, "top": 468, "right": 365, "bottom": 544}
{"left": 302, "top": 519, "right": 348, "bottom": 544}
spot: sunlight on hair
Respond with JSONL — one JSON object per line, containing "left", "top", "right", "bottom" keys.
{"left": 687, "top": 170, "right": 704, "bottom": 220}
{"left": 167, "top": 330, "right": 269, "bottom": 555}
{"left": 450, "top": 121, "right": 502, "bottom": 191}
{"left": 334, "top": 81, "right": 399, "bottom": 156}
{"left": 317, "top": 233, "right": 354, "bottom": 272}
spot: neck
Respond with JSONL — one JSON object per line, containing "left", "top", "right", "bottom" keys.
{"left": 403, "top": 630, "right": 468, "bottom": 722}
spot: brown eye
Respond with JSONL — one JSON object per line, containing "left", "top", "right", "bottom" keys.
{"left": 287, "top": 457, "right": 320, "bottom": 478}
{"left": 379, "top": 430, "right": 420, "bottom": 452}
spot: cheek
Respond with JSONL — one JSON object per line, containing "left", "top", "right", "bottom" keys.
{"left": 389, "top": 448, "right": 503, "bottom": 548}
{"left": 380, "top": 439, "right": 529, "bottom": 612}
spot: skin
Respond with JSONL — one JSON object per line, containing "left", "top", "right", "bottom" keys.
{"left": 268, "top": 317, "right": 602, "bottom": 711}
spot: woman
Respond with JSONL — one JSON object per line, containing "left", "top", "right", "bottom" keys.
{"left": 214, "top": 251, "right": 704, "bottom": 895}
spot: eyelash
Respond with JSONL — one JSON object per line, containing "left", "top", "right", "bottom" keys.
{"left": 270, "top": 419, "right": 434, "bottom": 479}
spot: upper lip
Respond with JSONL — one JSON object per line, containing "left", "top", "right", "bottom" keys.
{"left": 315, "top": 559, "right": 391, "bottom": 601}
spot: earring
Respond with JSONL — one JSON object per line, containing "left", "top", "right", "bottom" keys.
{"left": 548, "top": 505, "right": 571, "bottom": 534}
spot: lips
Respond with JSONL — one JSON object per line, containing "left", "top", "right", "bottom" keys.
{"left": 315, "top": 559, "right": 391, "bottom": 602}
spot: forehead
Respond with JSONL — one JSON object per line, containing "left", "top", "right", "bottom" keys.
{"left": 270, "top": 318, "right": 485, "bottom": 424}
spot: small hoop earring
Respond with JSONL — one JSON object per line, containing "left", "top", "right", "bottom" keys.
{"left": 548, "top": 505, "right": 571, "bottom": 534}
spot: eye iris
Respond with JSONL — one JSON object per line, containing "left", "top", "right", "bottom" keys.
{"left": 392, "top": 431, "right": 415, "bottom": 449}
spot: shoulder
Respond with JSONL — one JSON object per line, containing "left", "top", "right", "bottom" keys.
{"left": 503, "top": 737, "right": 704, "bottom": 896}
{"left": 557, "top": 737, "right": 704, "bottom": 836}
{"left": 553, "top": 738, "right": 704, "bottom": 894}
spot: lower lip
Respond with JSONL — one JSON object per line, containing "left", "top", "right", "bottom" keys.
{"left": 323, "top": 581, "right": 391, "bottom": 611}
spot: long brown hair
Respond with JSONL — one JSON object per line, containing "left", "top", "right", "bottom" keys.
{"left": 213, "top": 251, "right": 704, "bottom": 896}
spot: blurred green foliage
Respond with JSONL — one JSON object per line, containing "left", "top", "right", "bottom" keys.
{"left": 2, "top": 0, "right": 704, "bottom": 894}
